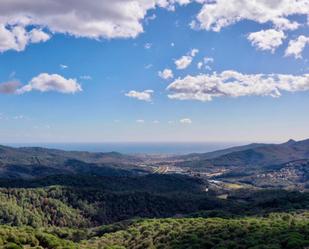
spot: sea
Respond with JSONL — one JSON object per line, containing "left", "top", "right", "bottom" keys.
{"left": 5, "top": 142, "right": 240, "bottom": 155}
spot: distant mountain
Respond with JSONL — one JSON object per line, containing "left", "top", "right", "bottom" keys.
{"left": 1, "top": 139, "right": 309, "bottom": 179}
{"left": 0, "top": 145, "right": 146, "bottom": 178}
{"left": 179, "top": 142, "right": 269, "bottom": 161}
{"left": 177, "top": 138, "right": 309, "bottom": 169}
{"left": 0, "top": 145, "right": 140, "bottom": 165}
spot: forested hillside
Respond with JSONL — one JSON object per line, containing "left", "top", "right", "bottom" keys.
{"left": 0, "top": 142, "right": 309, "bottom": 248}
{"left": 1, "top": 213, "right": 308, "bottom": 249}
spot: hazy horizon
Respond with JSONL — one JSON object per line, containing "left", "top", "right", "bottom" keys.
{"left": 2, "top": 137, "right": 305, "bottom": 154}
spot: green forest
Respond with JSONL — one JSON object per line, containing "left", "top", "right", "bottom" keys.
{"left": 0, "top": 213, "right": 309, "bottom": 249}
{"left": 0, "top": 174, "right": 308, "bottom": 248}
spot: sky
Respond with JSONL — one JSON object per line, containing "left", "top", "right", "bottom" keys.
{"left": 0, "top": 0, "right": 308, "bottom": 143}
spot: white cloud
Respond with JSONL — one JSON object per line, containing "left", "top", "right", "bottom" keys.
{"left": 285, "top": 35, "right": 309, "bottom": 59}
{"left": 175, "top": 48, "right": 199, "bottom": 70}
{"left": 204, "top": 57, "right": 214, "bottom": 64}
{"left": 180, "top": 118, "right": 192, "bottom": 124}
{"left": 17, "top": 73, "right": 82, "bottom": 94}
{"left": 248, "top": 29, "right": 286, "bottom": 53}
{"left": 29, "top": 29, "right": 50, "bottom": 43}
{"left": 175, "top": 55, "right": 193, "bottom": 69}
{"left": 60, "top": 64, "right": 68, "bottom": 69}
{"left": 1, "top": 0, "right": 308, "bottom": 55}
{"left": 145, "top": 13, "right": 156, "bottom": 24}
{"left": 194, "top": 0, "right": 308, "bottom": 32}
{"left": 152, "top": 120, "right": 160, "bottom": 124}
{"left": 190, "top": 48, "right": 199, "bottom": 57}
{"left": 144, "top": 43, "right": 152, "bottom": 49}
{"left": 13, "top": 115, "right": 25, "bottom": 120}
{"left": 167, "top": 70, "right": 309, "bottom": 101}
{"left": 136, "top": 119, "right": 145, "bottom": 123}
{"left": 197, "top": 57, "right": 214, "bottom": 70}
{"left": 158, "top": 69, "right": 174, "bottom": 79}
{"left": 80, "top": 75, "right": 92, "bottom": 80}
{"left": 0, "top": 25, "right": 50, "bottom": 52}
{"left": 177, "top": 0, "right": 191, "bottom": 5}
{"left": 197, "top": 62, "right": 203, "bottom": 69}
{"left": 0, "top": 0, "right": 190, "bottom": 52}
{"left": 125, "top": 89, "right": 154, "bottom": 102}
{"left": 171, "top": 42, "right": 175, "bottom": 47}
{"left": 0, "top": 113, "right": 30, "bottom": 121}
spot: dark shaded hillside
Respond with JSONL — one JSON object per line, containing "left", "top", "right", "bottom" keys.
{"left": 0, "top": 186, "right": 220, "bottom": 227}
{"left": 0, "top": 174, "right": 207, "bottom": 192}
{"left": 0, "top": 159, "right": 147, "bottom": 179}
{"left": 0, "top": 173, "right": 308, "bottom": 228}
{"left": 0, "top": 145, "right": 141, "bottom": 166}
{"left": 0, "top": 174, "right": 221, "bottom": 228}
{"left": 0, "top": 145, "right": 147, "bottom": 178}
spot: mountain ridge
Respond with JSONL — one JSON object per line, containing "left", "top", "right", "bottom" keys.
{"left": 176, "top": 138, "right": 309, "bottom": 169}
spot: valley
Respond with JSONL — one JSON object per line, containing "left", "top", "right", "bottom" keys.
{"left": 0, "top": 139, "right": 308, "bottom": 248}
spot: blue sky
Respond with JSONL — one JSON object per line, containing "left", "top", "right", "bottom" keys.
{"left": 0, "top": 0, "right": 308, "bottom": 143}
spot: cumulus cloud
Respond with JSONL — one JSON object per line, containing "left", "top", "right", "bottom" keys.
{"left": 125, "top": 89, "right": 154, "bottom": 102}
{"left": 194, "top": 0, "right": 308, "bottom": 32}
{"left": 175, "top": 48, "right": 199, "bottom": 70}
{"left": 248, "top": 29, "right": 286, "bottom": 53}
{"left": 16, "top": 73, "right": 82, "bottom": 94}
{"left": 0, "top": 0, "right": 191, "bottom": 52}
{"left": 180, "top": 118, "right": 192, "bottom": 124}
{"left": 1, "top": 0, "right": 308, "bottom": 56}
{"left": 28, "top": 29, "right": 50, "bottom": 43}
{"left": 0, "top": 25, "right": 50, "bottom": 52}
{"left": 167, "top": 70, "right": 309, "bottom": 101}
{"left": 158, "top": 69, "right": 174, "bottom": 79}
{"left": 190, "top": 0, "right": 309, "bottom": 56}
{"left": 285, "top": 35, "right": 309, "bottom": 59}
{"left": 197, "top": 57, "right": 214, "bottom": 70}
{"left": 0, "top": 81, "right": 21, "bottom": 94}
{"left": 175, "top": 55, "right": 193, "bottom": 69}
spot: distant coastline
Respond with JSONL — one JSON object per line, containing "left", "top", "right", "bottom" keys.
{"left": 4, "top": 142, "right": 239, "bottom": 155}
